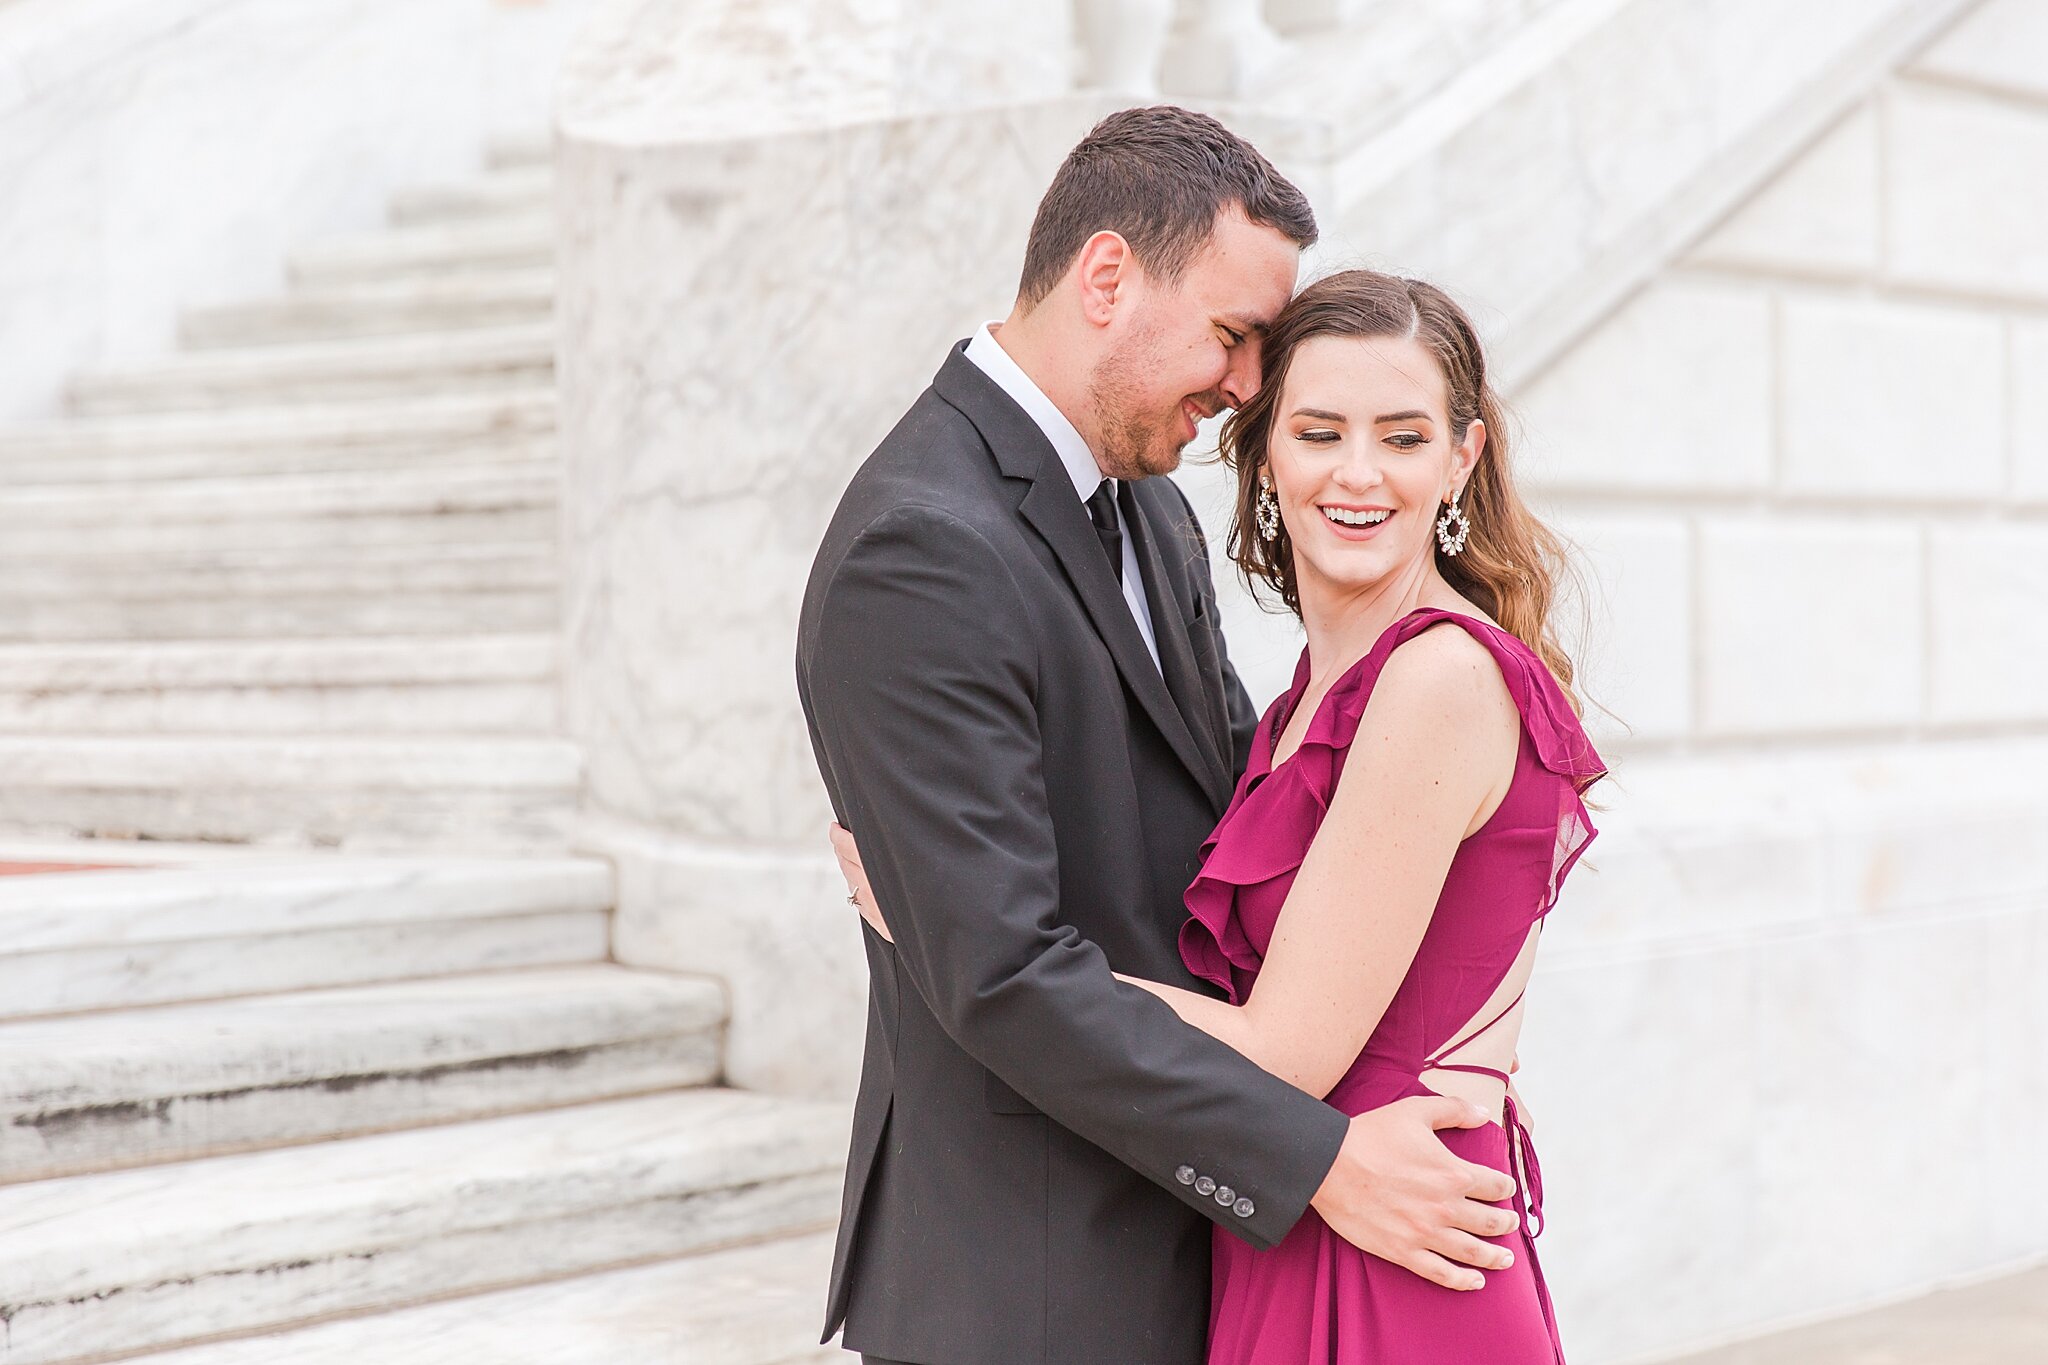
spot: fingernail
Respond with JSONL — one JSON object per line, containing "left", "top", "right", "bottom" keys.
{"left": 1467, "top": 1274, "right": 1485, "bottom": 1290}
{"left": 1500, "top": 1251, "right": 1515, "bottom": 1268}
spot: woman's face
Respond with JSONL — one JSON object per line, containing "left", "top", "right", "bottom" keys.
{"left": 1264, "top": 332, "right": 1482, "bottom": 606}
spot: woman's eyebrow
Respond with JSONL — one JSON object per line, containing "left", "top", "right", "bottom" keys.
{"left": 1374, "top": 409, "right": 1432, "bottom": 423}
{"left": 1291, "top": 407, "right": 1347, "bottom": 421}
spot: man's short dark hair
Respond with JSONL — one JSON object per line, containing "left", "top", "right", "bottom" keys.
{"left": 1016, "top": 105, "right": 1317, "bottom": 310}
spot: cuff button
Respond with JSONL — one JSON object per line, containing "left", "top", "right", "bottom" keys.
{"left": 1194, "top": 1176, "right": 1217, "bottom": 1197}
{"left": 1174, "top": 1165, "right": 1197, "bottom": 1186}
{"left": 1232, "top": 1197, "right": 1255, "bottom": 1218}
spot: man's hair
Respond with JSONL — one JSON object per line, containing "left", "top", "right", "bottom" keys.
{"left": 1016, "top": 105, "right": 1318, "bottom": 309}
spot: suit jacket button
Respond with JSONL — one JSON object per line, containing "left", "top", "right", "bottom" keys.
{"left": 1214, "top": 1185, "right": 1236, "bottom": 1206}
{"left": 1175, "top": 1165, "right": 1197, "bottom": 1186}
{"left": 1194, "top": 1176, "right": 1217, "bottom": 1197}
{"left": 1233, "top": 1197, "right": 1256, "bottom": 1218}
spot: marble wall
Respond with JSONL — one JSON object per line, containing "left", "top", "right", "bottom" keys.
{"left": 555, "top": 0, "right": 2048, "bottom": 1359}
{"left": 553, "top": 0, "right": 1321, "bottom": 1098}
{"left": 0, "top": 0, "right": 593, "bottom": 420}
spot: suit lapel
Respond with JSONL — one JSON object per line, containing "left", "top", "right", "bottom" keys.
{"left": 933, "top": 346, "right": 1218, "bottom": 798}
{"left": 1121, "top": 481, "right": 1231, "bottom": 805}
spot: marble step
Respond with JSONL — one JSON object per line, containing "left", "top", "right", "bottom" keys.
{"left": 289, "top": 215, "right": 554, "bottom": 287}
{"left": 0, "top": 635, "right": 558, "bottom": 734}
{"left": 0, "top": 852, "right": 611, "bottom": 1017}
{"left": 389, "top": 165, "right": 555, "bottom": 226}
{"left": 0, "top": 586, "right": 556, "bottom": 643}
{"left": 488, "top": 131, "right": 552, "bottom": 170}
{"left": 0, "top": 734, "right": 582, "bottom": 848}
{"left": 0, "top": 390, "right": 556, "bottom": 484}
{"left": 0, "top": 464, "right": 559, "bottom": 552}
{"left": 0, "top": 542, "right": 555, "bottom": 597}
{"left": 119, "top": 1232, "right": 839, "bottom": 1365}
{"left": 0, "top": 964, "right": 723, "bottom": 1181}
{"left": 66, "top": 325, "right": 554, "bottom": 416}
{"left": 0, "top": 1088, "right": 846, "bottom": 1365}
{"left": 0, "top": 431, "right": 553, "bottom": 487}
{"left": 181, "top": 269, "right": 555, "bottom": 348}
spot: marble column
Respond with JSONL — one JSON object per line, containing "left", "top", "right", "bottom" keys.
{"left": 1162, "top": 0, "right": 1287, "bottom": 97}
{"left": 1074, "top": 0, "right": 1175, "bottom": 95}
{"left": 1263, "top": 0, "right": 1384, "bottom": 34}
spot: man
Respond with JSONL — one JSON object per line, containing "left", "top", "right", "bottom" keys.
{"left": 796, "top": 105, "right": 1519, "bottom": 1365}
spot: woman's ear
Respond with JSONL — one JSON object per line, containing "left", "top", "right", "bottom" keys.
{"left": 1455, "top": 417, "right": 1487, "bottom": 489}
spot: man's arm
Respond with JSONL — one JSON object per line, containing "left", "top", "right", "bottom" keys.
{"left": 804, "top": 503, "right": 1345, "bottom": 1249}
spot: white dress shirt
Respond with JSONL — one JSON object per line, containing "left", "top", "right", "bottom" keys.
{"left": 963, "top": 322, "right": 1161, "bottom": 672}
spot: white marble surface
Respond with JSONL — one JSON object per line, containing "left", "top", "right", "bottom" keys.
{"left": 1526, "top": 899, "right": 2047, "bottom": 1362}
{"left": 554, "top": 0, "right": 1072, "bottom": 147}
{"left": 0, "top": 636, "right": 560, "bottom": 735}
{"left": 1517, "top": 278, "right": 1774, "bottom": 494}
{"left": 1884, "top": 78, "right": 2048, "bottom": 303}
{"left": 2015, "top": 316, "right": 2048, "bottom": 504}
{"left": 115, "top": 1230, "right": 840, "bottom": 1365}
{"left": 555, "top": 93, "right": 1131, "bottom": 844}
{"left": 0, "top": 734, "right": 584, "bottom": 849}
{"left": 291, "top": 213, "right": 556, "bottom": 285}
{"left": 0, "top": 1087, "right": 847, "bottom": 1364}
{"left": 1695, "top": 517, "right": 1923, "bottom": 736}
{"left": 66, "top": 321, "right": 555, "bottom": 416}
{"left": 592, "top": 816, "right": 867, "bottom": 1099}
{"left": 181, "top": 267, "right": 556, "bottom": 347}
{"left": 1687, "top": 102, "right": 1881, "bottom": 278}
{"left": 388, "top": 165, "right": 556, "bottom": 226}
{"left": 1777, "top": 291, "right": 2005, "bottom": 499}
{"left": 1537, "top": 507, "right": 1693, "bottom": 745}
{"left": 0, "top": 388, "right": 556, "bottom": 463}
{"left": 1927, "top": 524, "right": 2048, "bottom": 725}
{"left": 0, "top": 854, "right": 613, "bottom": 1017}
{"left": 0, "top": 964, "right": 722, "bottom": 1179}
{"left": 0, "top": 0, "right": 589, "bottom": 420}
{"left": 1908, "top": 0, "right": 2048, "bottom": 101}
{"left": 0, "top": 849, "right": 608, "bottom": 954}
{"left": 1323, "top": 0, "right": 1974, "bottom": 388}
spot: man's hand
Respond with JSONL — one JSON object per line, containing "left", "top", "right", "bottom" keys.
{"left": 1310, "top": 1095, "right": 1520, "bottom": 1291}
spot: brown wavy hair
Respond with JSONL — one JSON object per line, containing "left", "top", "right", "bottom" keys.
{"left": 1221, "top": 269, "right": 1586, "bottom": 709}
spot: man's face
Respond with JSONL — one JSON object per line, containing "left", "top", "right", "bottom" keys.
{"left": 1088, "top": 209, "right": 1300, "bottom": 480}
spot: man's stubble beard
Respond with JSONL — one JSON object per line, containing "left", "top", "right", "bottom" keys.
{"left": 1087, "top": 330, "right": 1189, "bottom": 482}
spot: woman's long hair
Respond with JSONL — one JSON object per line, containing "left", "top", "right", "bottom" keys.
{"left": 1220, "top": 269, "right": 1587, "bottom": 710}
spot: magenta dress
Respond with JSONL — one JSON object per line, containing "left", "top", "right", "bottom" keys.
{"left": 1180, "top": 608, "right": 1607, "bottom": 1364}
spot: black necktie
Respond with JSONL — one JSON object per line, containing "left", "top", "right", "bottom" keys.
{"left": 1085, "top": 479, "right": 1123, "bottom": 584}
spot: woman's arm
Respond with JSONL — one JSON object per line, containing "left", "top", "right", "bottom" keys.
{"left": 831, "top": 622, "right": 1523, "bottom": 1102}
{"left": 1119, "top": 624, "right": 1520, "bottom": 1098}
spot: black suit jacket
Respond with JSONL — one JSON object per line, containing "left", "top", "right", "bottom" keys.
{"left": 796, "top": 343, "right": 1349, "bottom": 1364}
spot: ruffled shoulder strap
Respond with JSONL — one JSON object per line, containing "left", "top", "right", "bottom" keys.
{"left": 1306, "top": 608, "right": 1606, "bottom": 790}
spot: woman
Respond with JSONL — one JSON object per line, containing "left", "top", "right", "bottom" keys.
{"left": 837, "top": 269, "right": 1606, "bottom": 1363}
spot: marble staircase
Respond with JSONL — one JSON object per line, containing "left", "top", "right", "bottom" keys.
{"left": 0, "top": 142, "right": 842, "bottom": 1365}
{"left": 0, "top": 148, "right": 570, "bottom": 851}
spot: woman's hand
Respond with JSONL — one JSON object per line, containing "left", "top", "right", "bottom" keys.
{"left": 829, "top": 821, "right": 894, "bottom": 942}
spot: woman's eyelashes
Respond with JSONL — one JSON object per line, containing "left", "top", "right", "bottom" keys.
{"left": 1289, "top": 427, "right": 1430, "bottom": 449}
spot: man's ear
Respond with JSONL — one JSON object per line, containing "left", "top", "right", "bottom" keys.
{"left": 1073, "top": 230, "right": 1132, "bottom": 327}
